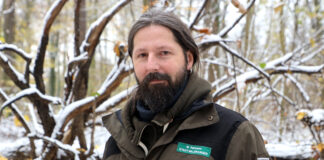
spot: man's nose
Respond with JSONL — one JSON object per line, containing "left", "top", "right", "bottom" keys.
{"left": 146, "top": 54, "right": 160, "bottom": 72}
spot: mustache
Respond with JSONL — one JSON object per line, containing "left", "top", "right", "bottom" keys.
{"left": 141, "top": 72, "right": 172, "bottom": 85}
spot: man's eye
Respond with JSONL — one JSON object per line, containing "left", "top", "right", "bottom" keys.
{"left": 137, "top": 53, "right": 147, "bottom": 58}
{"left": 161, "top": 51, "right": 170, "bottom": 55}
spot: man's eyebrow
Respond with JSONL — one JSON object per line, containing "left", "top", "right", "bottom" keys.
{"left": 156, "top": 45, "right": 172, "bottom": 50}
{"left": 133, "top": 48, "right": 147, "bottom": 53}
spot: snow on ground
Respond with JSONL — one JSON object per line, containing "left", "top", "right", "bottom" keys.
{"left": 0, "top": 113, "right": 320, "bottom": 159}
{"left": 266, "top": 143, "right": 315, "bottom": 159}
{"left": 71, "top": 118, "right": 111, "bottom": 158}
{"left": 0, "top": 116, "right": 31, "bottom": 158}
{"left": 0, "top": 115, "right": 110, "bottom": 159}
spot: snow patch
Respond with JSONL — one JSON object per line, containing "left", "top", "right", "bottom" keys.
{"left": 266, "top": 143, "right": 314, "bottom": 159}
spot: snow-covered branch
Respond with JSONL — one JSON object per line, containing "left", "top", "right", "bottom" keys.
{"left": 296, "top": 45, "right": 324, "bottom": 65}
{"left": 198, "top": 0, "right": 256, "bottom": 51}
{"left": 96, "top": 85, "right": 137, "bottom": 115}
{"left": 197, "top": 34, "right": 235, "bottom": 51}
{"left": 96, "top": 57, "right": 133, "bottom": 97}
{"left": 0, "top": 89, "right": 32, "bottom": 133}
{"left": 34, "top": 0, "right": 68, "bottom": 94}
{"left": 80, "top": 0, "right": 131, "bottom": 58}
{"left": 59, "top": 58, "right": 132, "bottom": 131}
{"left": 0, "top": 89, "right": 37, "bottom": 158}
{"left": 44, "top": 58, "right": 133, "bottom": 158}
{"left": 212, "top": 53, "right": 323, "bottom": 101}
{"left": 285, "top": 74, "right": 310, "bottom": 104}
{"left": 0, "top": 51, "right": 29, "bottom": 88}
{"left": 63, "top": 0, "right": 131, "bottom": 105}
{"left": 28, "top": 133, "right": 80, "bottom": 159}
{"left": 273, "top": 65, "right": 324, "bottom": 74}
{"left": 1, "top": 88, "right": 62, "bottom": 110}
{"left": 0, "top": 44, "right": 32, "bottom": 61}
{"left": 67, "top": 52, "right": 89, "bottom": 67}
{"left": 0, "top": 43, "right": 32, "bottom": 84}
{"left": 188, "top": 0, "right": 209, "bottom": 29}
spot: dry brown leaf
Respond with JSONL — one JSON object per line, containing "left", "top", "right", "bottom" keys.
{"left": 274, "top": 3, "right": 284, "bottom": 13}
{"left": 231, "top": 0, "right": 246, "bottom": 13}
{"left": 114, "top": 41, "right": 121, "bottom": 57}
{"left": 196, "top": 28, "right": 211, "bottom": 34}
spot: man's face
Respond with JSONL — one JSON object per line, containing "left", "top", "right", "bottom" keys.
{"left": 132, "top": 25, "right": 193, "bottom": 86}
{"left": 132, "top": 25, "right": 194, "bottom": 112}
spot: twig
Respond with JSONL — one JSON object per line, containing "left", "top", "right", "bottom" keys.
{"left": 285, "top": 74, "right": 311, "bottom": 106}
{"left": 201, "top": 58, "right": 244, "bottom": 73}
{"left": 218, "top": 41, "right": 270, "bottom": 79}
{"left": 231, "top": 55, "right": 240, "bottom": 111}
{"left": 189, "top": 0, "right": 209, "bottom": 29}
{"left": 219, "top": 0, "right": 256, "bottom": 38}
{"left": 85, "top": 100, "right": 96, "bottom": 156}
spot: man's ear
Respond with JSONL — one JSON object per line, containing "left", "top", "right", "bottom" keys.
{"left": 186, "top": 51, "right": 194, "bottom": 70}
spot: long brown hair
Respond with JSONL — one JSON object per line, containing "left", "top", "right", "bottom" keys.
{"left": 128, "top": 8, "right": 200, "bottom": 70}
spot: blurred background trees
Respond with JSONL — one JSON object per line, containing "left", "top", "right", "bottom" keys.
{"left": 0, "top": 0, "right": 323, "bottom": 159}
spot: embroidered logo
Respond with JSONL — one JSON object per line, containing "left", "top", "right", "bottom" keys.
{"left": 176, "top": 142, "right": 211, "bottom": 157}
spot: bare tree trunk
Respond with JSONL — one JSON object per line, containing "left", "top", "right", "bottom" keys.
{"left": 278, "top": 0, "right": 287, "bottom": 143}
{"left": 3, "top": 0, "right": 15, "bottom": 44}
{"left": 204, "top": 0, "right": 222, "bottom": 82}
{"left": 279, "top": 0, "right": 286, "bottom": 55}
{"left": 291, "top": 1, "right": 299, "bottom": 51}
{"left": 63, "top": 0, "right": 88, "bottom": 153}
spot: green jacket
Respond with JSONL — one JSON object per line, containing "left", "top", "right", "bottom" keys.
{"left": 102, "top": 74, "right": 269, "bottom": 160}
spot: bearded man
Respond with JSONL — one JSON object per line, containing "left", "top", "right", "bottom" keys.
{"left": 102, "top": 8, "right": 270, "bottom": 160}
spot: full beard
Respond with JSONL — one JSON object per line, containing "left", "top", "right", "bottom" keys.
{"left": 135, "top": 68, "right": 188, "bottom": 113}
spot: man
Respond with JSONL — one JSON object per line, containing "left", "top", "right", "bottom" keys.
{"left": 102, "top": 8, "right": 269, "bottom": 160}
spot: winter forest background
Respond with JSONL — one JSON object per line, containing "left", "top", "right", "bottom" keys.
{"left": 0, "top": 0, "right": 323, "bottom": 159}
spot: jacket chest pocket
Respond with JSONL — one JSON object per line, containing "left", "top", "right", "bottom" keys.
{"left": 157, "top": 143, "right": 214, "bottom": 160}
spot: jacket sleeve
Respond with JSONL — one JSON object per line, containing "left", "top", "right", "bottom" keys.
{"left": 225, "top": 121, "right": 270, "bottom": 160}
{"left": 103, "top": 136, "right": 121, "bottom": 160}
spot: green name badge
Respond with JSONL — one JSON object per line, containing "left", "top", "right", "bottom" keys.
{"left": 177, "top": 142, "right": 211, "bottom": 158}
